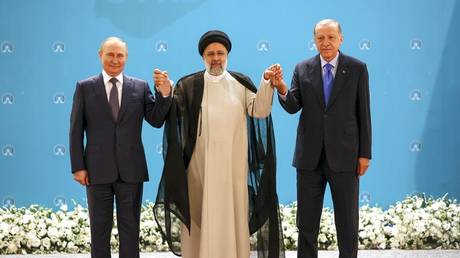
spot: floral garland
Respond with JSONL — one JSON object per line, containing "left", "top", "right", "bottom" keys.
{"left": 0, "top": 194, "right": 459, "bottom": 254}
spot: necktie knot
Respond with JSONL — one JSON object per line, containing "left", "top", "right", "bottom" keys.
{"left": 324, "top": 63, "right": 333, "bottom": 72}
{"left": 109, "top": 77, "right": 118, "bottom": 86}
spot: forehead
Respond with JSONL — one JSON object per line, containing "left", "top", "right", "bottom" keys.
{"left": 101, "top": 40, "right": 126, "bottom": 53}
{"left": 315, "top": 24, "right": 340, "bottom": 35}
{"left": 204, "top": 42, "right": 227, "bottom": 53}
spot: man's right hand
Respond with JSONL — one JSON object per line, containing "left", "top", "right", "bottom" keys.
{"left": 73, "top": 170, "right": 89, "bottom": 185}
{"left": 153, "top": 68, "right": 172, "bottom": 97}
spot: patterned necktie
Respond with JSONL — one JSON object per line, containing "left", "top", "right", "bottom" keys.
{"left": 109, "top": 78, "right": 119, "bottom": 120}
{"left": 323, "top": 63, "right": 334, "bottom": 105}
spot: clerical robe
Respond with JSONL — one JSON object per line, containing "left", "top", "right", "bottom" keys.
{"left": 154, "top": 70, "right": 285, "bottom": 258}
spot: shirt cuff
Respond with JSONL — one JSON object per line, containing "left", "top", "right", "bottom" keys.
{"left": 278, "top": 91, "right": 287, "bottom": 101}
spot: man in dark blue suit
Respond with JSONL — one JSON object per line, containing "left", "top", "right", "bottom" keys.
{"left": 277, "top": 19, "right": 372, "bottom": 258}
{"left": 69, "top": 37, "right": 172, "bottom": 258}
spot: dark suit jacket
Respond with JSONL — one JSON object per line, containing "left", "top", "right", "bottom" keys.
{"left": 279, "top": 53, "right": 371, "bottom": 172}
{"left": 69, "top": 74, "right": 171, "bottom": 184}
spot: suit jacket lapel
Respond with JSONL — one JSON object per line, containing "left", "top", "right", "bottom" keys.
{"left": 326, "top": 54, "right": 350, "bottom": 110}
{"left": 92, "top": 74, "right": 115, "bottom": 121}
{"left": 310, "top": 55, "right": 326, "bottom": 109}
{"left": 117, "top": 75, "right": 133, "bottom": 122}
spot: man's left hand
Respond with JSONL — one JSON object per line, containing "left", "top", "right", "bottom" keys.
{"left": 357, "top": 157, "right": 370, "bottom": 176}
{"left": 264, "top": 64, "right": 287, "bottom": 95}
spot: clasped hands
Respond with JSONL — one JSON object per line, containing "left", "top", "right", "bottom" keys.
{"left": 153, "top": 69, "right": 172, "bottom": 97}
{"left": 264, "top": 64, "right": 287, "bottom": 95}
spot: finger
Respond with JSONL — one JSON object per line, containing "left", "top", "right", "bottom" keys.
{"left": 154, "top": 69, "right": 162, "bottom": 74}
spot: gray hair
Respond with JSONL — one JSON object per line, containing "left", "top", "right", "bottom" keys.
{"left": 314, "top": 19, "right": 342, "bottom": 35}
{"left": 99, "top": 36, "right": 128, "bottom": 53}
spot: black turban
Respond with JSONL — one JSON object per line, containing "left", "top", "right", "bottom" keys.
{"left": 198, "top": 30, "right": 232, "bottom": 56}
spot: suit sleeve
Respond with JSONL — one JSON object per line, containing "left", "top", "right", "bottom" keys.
{"left": 358, "top": 64, "right": 372, "bottom": 159}
{"left": 69, "top": 82, "right": 86, "bottom": 173}
{"left": 278, "top": 63, "right": 303, "bottom": 114}
{"left": 144, "top": 81, "right": 172, "bottom": 128}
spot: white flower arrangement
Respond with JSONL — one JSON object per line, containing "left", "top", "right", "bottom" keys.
{"left": 0, "top": 195, "right": 458, "bottom": 254}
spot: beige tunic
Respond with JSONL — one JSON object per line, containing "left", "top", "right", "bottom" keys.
{"left": 181, "top": 71, "right": 274, "bottom": 258}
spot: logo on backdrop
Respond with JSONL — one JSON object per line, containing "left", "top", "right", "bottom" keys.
{"left": 52, "top": 41, "right": 65, "bottom": 53}
{"left": 2, "top": 145, "right": 14, "bottom": 157}
{"left": 257, "top": 40, "right": 270, "bottom": 52}
{"left": 53, "top": 92, "right": 65, "bottom": 104}
{"left": 360, "top": 192, "right": 371, "bottom": 205}
{"left": 1, "top": 41, "right": 14, "bottom": 53}
{"left": 54, "top": 196, "right": 67, "bottom": 208}
{"left": 54, "top": 144, "right": 66, "bottom": 156}
{"left": 410, "top": 140, "right": 422, "bottom": 152}
{"left": 2, "top": 196, "right": 15, "bottom": 208}
{"left": 155, "top": 41, "right": 168, "bottom": 52}
{"left": 359, "top": 39, "right": 371, "bottom": 50}
{"left": 409, "top": 89, "right": 422, "bottom": 102}
{"left": 2, "top": 93, "right": 14, "bottom": 105}
{"left": 308, "top": 40, "right": 317, "bottom": 51}
{"left": 410, "top": 39, "right": 422, "bottom": 50}
{"left": 156, "top": 143, "right": 163, "bottom": 155}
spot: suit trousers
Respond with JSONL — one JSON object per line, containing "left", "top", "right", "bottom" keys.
{"left": 86, "top": 180, "right": 143, "bottom": 258}
{"left": 296, "top": 151, "right": 359, "bottom": 258}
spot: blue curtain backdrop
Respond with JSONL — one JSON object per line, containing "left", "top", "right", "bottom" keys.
{"left": 1, "top": 0, "right": 459, "bottom": 209}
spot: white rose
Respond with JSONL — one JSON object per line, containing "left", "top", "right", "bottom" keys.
{"left": 47, "top": 226, "right": 59, "bottom": 238}
{"left": 42, "top": 237, "right": 51, "bottom": 249}
{"left": 28, "top": 222, "right": 37, "bottom": 231}
{"left": 6, "top": 242, "right": 18, "bottom": 253}
{"left": 38, "top": 228, "right": 47, "bottom": 237}
{"left": 0, "top": 222, "right": 10, "bottom": 232}
{"left": 10, "top": 226, "right": 20, "bottom": 235}
{"left": 442, "top": 222, "right": 451, "bottom": 231}
{"left": 30, "top": 236, "right": 41, "bottom": 248}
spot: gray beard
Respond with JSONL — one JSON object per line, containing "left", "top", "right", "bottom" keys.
{"left": 204, "top": 60, "right": 227, "bottom": 76}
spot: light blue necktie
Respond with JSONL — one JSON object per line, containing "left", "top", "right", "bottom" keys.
{"left": 323, "top": 63, "right": 334, "bottom": 105}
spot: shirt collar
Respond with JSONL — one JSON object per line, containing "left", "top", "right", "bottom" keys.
{"left": 204, "top": 70, "right": 228, "bottom": 82}
{"left": 320, "top": 51, "right": 340, "bottom": 69}
{"left": 102, "top": 70, "right": 124, "bottom": 86}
